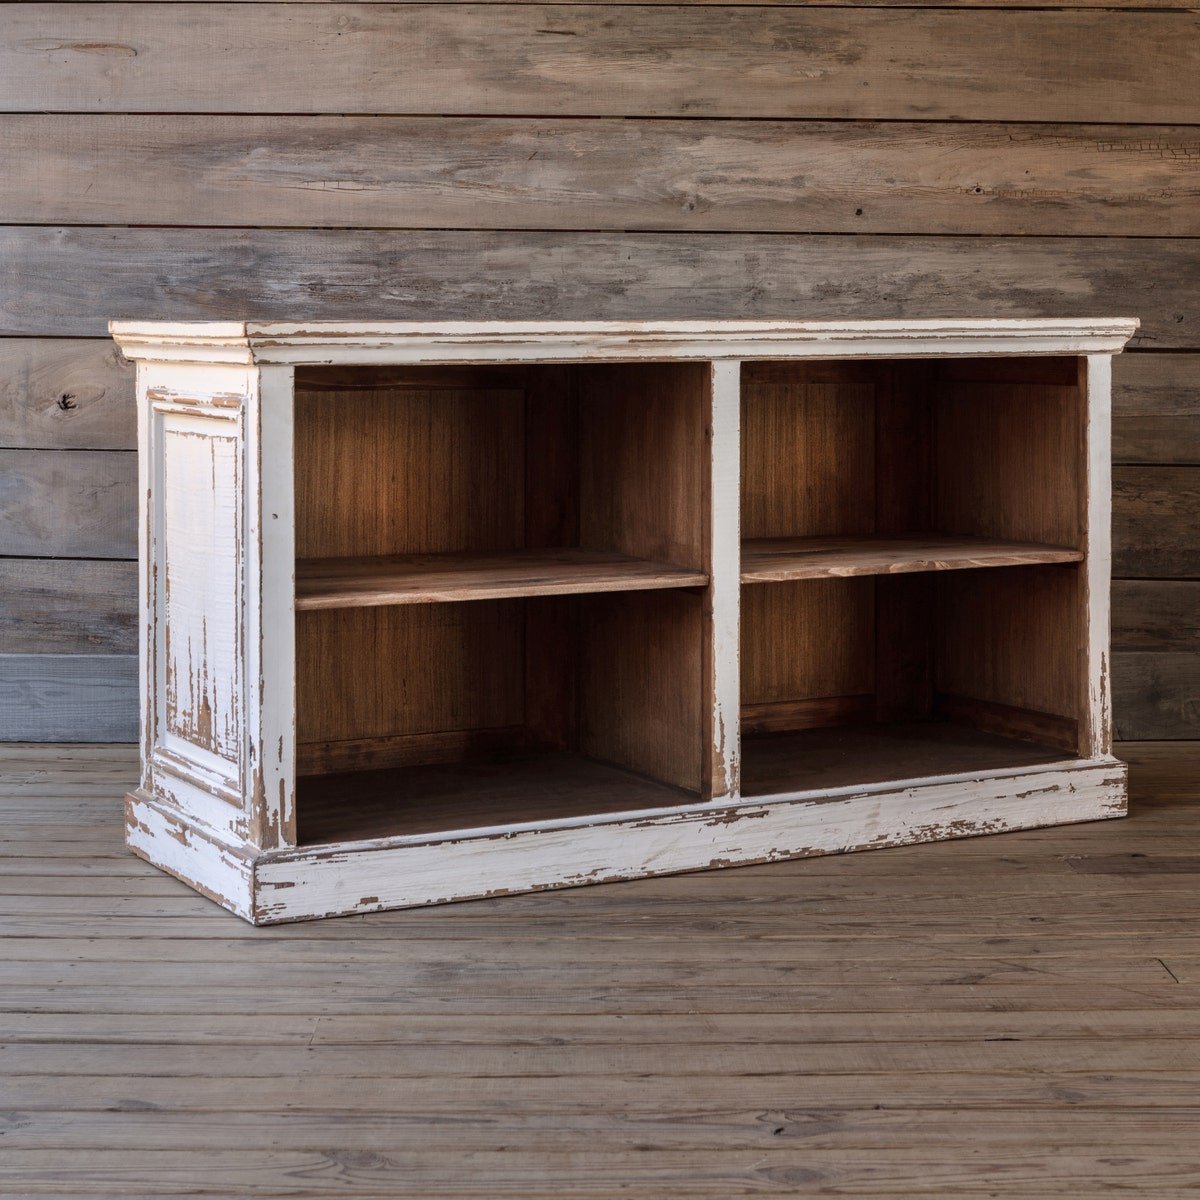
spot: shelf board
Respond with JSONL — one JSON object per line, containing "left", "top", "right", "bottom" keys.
{"left": 740, "top": 535, "right": 1084, "bottom": 583}
{"left": 296, "top": 548, "right": 708, "bottom": 610}
{"left": 296, "top": 751, "right": 695, "bottom": 845}
{"left": 741, "top": 721, "right": 1068, "bottom": 799}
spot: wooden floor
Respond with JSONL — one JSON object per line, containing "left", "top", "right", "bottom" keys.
{"left": 3, "top": 744, "right": 1200, "bottom": 1197}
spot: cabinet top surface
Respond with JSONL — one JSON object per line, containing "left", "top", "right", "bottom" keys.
{"left": 110, "top": 317, "right": 1139, "bottom": 366}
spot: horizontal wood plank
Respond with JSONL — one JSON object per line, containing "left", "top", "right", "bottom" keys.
{"left": 1112, "top": 581, "right": 1200, "bottom": 652}
{"left": 1112, "top": 353, "right": 1200, "bottom": 466}
{"left": 1112, "top": 652, "right": 1200, "bottom": 740}
{"left": 0, "top": 338, "right": 133, "bottom": 451}
{"left": 740, "top": 536, "right": 1082, "bottom": 583}
{"left": 5, "top": 117, "right": 1200, "bottom": 237}
{"left": 0, "top": 230, "right": 1190, "bottom": 344}
{"left": 296, "top": 550, "right": 708, "bottom": 610}
{"left": 1113, "top": 465, "right": 1200, "bottom": 577}
{"left": 0, "top": 655, "right": 137, "bottom": 742}
{"left": 0, "top": 449, "right": 135, "bottom": 558}
{"left": 3, "top": 6, "right": 1196, "bottom": 121}
{"left": 0, "top": 559, "right": 136, "bottom": 654}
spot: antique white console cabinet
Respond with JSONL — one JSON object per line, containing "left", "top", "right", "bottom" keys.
{"left": 111, "top": 318, "right": 1137, "bottom": 923}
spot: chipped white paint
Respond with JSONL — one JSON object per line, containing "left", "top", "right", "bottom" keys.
{"left": 1082, "top": 354, "right": 1114, "bottom": 758}
{"left": 254, "top": 758, "right": 1127, "bottom": 923}
{"left": 113, "top": 318, "right": 1137, "bottom": 924}
{"left": 125, "top": 790, "right": 255, "bottom": 922}
{"left": 112, "top": 318, "right": 1140, "bottom": 368}
{"left": 707, "top": 361, "right": 740, "bottom": 799}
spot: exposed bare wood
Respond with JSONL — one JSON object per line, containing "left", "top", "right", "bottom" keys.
{"left": 1113, "top": 465, "right": 1200, "bottom": 577}
{"left": 0, "top": 657, "right": 137, "bottom": 743}
{"left": 937, "top": 566, "right": 1084, "bottom": 744}
{"left": 1112, "top": 581, "right": 1200, "bottom": 651}
{"left": 1113, "top": 352, "right": 1200, "bottom": 466}
{"left": 2, "top": 7, "right": 1194, "bottom": 121}
{"left": 296, "top": 549, "right": 706, "bottom": 610}
{"left": 0, "top": 448, "right": 135, "bottom": 559}
{"left": 1113, "top": 653, "right": 1200, "bottom": 740}
{"left": 741, "top": 535, "right": 1083, "bottom": 583}
{"left": 0, "top": 559, "right": 136, "bottom": 654}
{"left": 9, "top": 118, "right": 1200, "bottom": 236}
{"left": 0, "top": 338, "right": 133, "bottom": 450}
{"left": 5, "top": 232, "right": 1178, "bottom": 344}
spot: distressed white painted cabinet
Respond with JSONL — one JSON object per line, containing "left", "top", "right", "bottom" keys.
{"left": 111, "top": 318, "right": 1137, "bottom": 923}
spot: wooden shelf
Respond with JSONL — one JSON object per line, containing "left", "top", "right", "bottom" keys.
{"left": 740, "top": 535, "right": 1084, "bottom": 583}
{"left": 296, "top": 548, "right": 708, "bottom": 610}
{"left": 297, "top": 751, "right": 695, "bottom": 845}
{"left": 741, "top": 721, "right": 1068, "bottom": 799}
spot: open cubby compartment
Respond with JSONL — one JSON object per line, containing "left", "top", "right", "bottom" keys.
{"left": 739, "top": 355, "right": 1093, "bottom": 796}
{"left": 291, "top": 362, "right": 718, "bottom": 843}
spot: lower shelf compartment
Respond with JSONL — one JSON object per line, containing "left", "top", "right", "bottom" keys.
{"left": 296, "top": 751, "right": 696, "bottom": 845}
{"left": 741, "top": 721, "right": 1068, "bottom": 799}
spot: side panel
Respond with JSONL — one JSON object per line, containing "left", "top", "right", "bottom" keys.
{"left": 144, "top": 366, "right": 250, "bottom": 837}
{"left": 139, "top": 361, "right": 295, "bottom": 849}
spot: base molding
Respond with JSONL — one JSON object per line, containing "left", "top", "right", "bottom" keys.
{"left": 125, "top": 791, "right": 255, "bottom": 921}
{"left": 129, "top": 757, "right": 1127, "bottom": 924}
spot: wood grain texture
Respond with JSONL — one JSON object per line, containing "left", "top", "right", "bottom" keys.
{"left": 3, "top": 6, "right": 1195, "bottom": 121}
{"left": 0, "top": 559, "right": 136, "bottom": 654}
{"left": 294, "top": 381, "right": 524, "bottom": 559}
{"left": 0, "top": 449, "right": 135, "bottom": 558}
{"left": 741, "top": 578, "right": 875, "bottom": 716}
{"left": 2, "top": 229, "right": 1180, "bottom": 345}
{"left": 741, "top": 722, "right": 1067, "bottom": 798}
{"left": 934, "top": 377, "right": 1084, "bottom": 549}
{"left": 0, "top": 338, "right": 133, "bottom": 450}
{"left": 1113, "top": 353, "right": 1200, "bottom": 466}
{"left": 296, "top": 550, "right": 707, "bottom": 609}
{"left": 296, "top": 603, "right": 526, "bottom": 750}
{"left": 741, "top": 536, "right": 1083, "bottom": 582}
{"left": 0, "top": 230, "right": 1193, "bottom": 345}
{"left": 1113, "top": 653, "right": 1200, "bottom": 740}
{"left": 297, "top": 751, "right": 695, "bottom": 845}
{"left": 936, "top": 566, "right": 1083, "bottom": 731}
{"left": 1112, "top": 581, "right": 1200, "bottom": 651}
{"left": 578, "top": 363, "right": 708, "bottom": 571}
{"left": 578, "top": 591, "right": 705, "bottom": 794}
{"left": 6, "top": 117, "right": 1200, "bottom": 236}
{"left": 740, "top": 364, "right": 876, "bottom": 540}
{"left": 0, "top": 656, "right": 137, "bottom": 742}
{"left": 1113, "top": 465, "right": 1200, "bottom": 577}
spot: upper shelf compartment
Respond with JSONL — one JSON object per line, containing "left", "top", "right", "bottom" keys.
{"left": 741, "top": 535, "right": 1083, "bottom": 584}
{"left": 297, "top": 548, "right": 707, "bottom": 610}
{"left": 292, "top": 361, "right": 712, "bottom": 607}
{"left": 739, "top": 357, "right": 1089, "bottom": 569}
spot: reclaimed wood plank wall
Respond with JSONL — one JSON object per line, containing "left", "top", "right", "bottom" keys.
{"left": 0, "top": 1, "right": 1196, "bottom": 742}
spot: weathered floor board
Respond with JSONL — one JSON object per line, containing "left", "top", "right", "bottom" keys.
{"left": 0, "top": 743, "right": 1198, "bottom": 1195}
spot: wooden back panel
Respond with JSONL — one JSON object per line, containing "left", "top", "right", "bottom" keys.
{"left": 294, "top": 373, "right": 526, "bottom": 559}
{"left": 741, "top": 361, "right": 878, "bottom": 540}
{"left": 935, "top": 359, "right": 1085, "bottom": 548}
